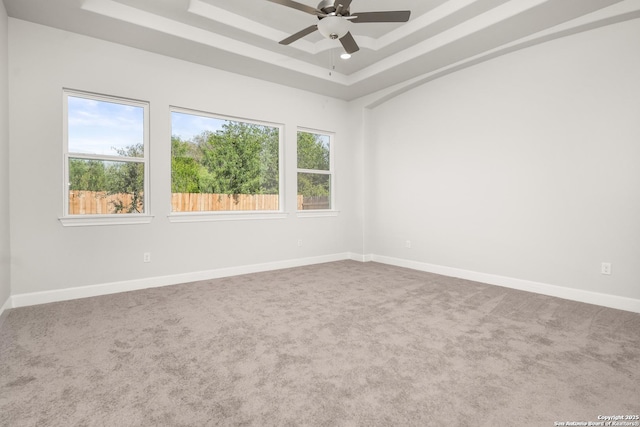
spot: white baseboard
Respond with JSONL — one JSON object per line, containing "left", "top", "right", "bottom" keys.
{"left": 370, "top": 254, "right": 640, "bottom": 314}
{"left": 10, "top": 252, "right": 354, "bottom": 309}
{"left": 8, "top": 252, "right": 639, "bottom": 314}
{"left": 348, "top": 252, "right": 372, "bottom": 262}
{"left": 0, "top": 295, "right": 12, "bottom": 318}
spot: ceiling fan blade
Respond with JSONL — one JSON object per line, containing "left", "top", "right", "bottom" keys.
{"left": 351, "top": 11, "right": 411, "bottom": 23}
{"left": 339, "top": 31, "right": 360, "bottom": 54}
{"left": 267, "top": 0, "right": 321, "bottom": 16}
{"left": 279, "top": 25, "right": 318, "bottom": 45}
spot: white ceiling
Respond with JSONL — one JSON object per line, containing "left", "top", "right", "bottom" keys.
{"left": 4, "top": 0, "right": 640, "bottom": 100}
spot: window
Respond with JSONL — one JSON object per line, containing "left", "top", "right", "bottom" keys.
{"left": 297, "top": 129, "right": 333, "bottom": 210}
{"left": 63, "top": 90, "right": 149, "bottom": 220}
{"left": 170, "top": 108, "right": 282, "bottom": 213}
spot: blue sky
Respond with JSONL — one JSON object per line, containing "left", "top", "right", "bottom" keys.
{"left": 67, "top": 96, "right": 144, "bottom": 156}
{"left": 171, "top": 111, "right": 226, "bottom": 142}
{"left": 67, "top": 97, "right": 229, "bottom": 156}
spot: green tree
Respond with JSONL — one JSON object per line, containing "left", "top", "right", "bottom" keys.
{"left": 171, "top": 121, "right": 279, "bottom": 198}
{"left": 200, "top": 122, "right": 279, "bottom": 195}
{"left": 106, "top": 144, "right": 145, "bottom": 213}
{"left": 297, "top": 173, "right": 330, "bottom": 198}
{"left": 297, "top": 131, "right": 330, "bottom": 198}
{"left": 68, "top": 159, "right": 107, "bottom": 191}
{"left": 171, "top": 136, "right": 206, "bottom": 193}
{"left": 297, "top": 131, "right": 330, "bottom": 171}
{"left": 258, "top": 126, "right": 280, "bottom": 194}
{"left": 68, "top": 144, "right": 145, "bottom": 214}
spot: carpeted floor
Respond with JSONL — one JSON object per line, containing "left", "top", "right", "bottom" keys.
{"left": 0, "top": 261, "right": 639, "bottom": 426}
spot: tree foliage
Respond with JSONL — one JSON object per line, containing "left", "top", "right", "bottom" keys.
{"left": 297, "top": 131, "right": 330, "bottom": 198}
{"left": 171, "top": 136, "right": 206, "bottom": 193}
{"left": 69, "top": 159, "right": 107, "bottom": 192}
{"left": 297, "top": 131, "right": 330, "bottom": 171}
{"left": 108, "top": 144, "right": 144, "bottom": 213}
{"left": 70, "top": 122, "right": 333, "bottom": 211}
{"left": 69, "top": 143, "right": 144, "bottom": 213}
{"left": 171, "top": 121, "right": 279, "bottom": 197}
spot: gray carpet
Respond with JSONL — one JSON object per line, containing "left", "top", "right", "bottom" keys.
{"left": 1, "top": 261, "right": 638, "bottom": 426}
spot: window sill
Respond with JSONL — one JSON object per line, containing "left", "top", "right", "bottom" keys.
{"left": 59, "top": 215, "right": 154, "bottom": 227}
{"left": 296, "top": 210, "right": 340, "bottom": 218}
{"left": 168, "top": 211, "right": 289, "bottom": 223}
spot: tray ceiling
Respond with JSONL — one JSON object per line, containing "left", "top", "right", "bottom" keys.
{"left": 4, "top": 0, "right": 640, "bottom": 100}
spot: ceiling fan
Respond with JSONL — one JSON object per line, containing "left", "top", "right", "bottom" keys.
{"left": 267, "top": 0, "right": 411, "bottom": 54}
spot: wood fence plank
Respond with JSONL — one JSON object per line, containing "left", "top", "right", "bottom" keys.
{"left": 73, "top": 191, "right": 285, "bottom": 214}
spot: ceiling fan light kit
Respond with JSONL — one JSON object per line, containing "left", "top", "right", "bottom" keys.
{"left": 268, "top": 0, "right": 411, "bottom": 55}
{"left": 317, "top": 15, "right": 350, "bottom": 40}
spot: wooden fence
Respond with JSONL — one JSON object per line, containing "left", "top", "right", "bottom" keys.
{"left": 69, "top": 191, "right": 328, "bottom": 214}
{"left": 300, "top": 196, "right": 330, "bottom": 210}
{"left": 69, "top": 191, "right": 138, "bottom": 215}
{"left": 172, "top": 193, "right": 282, "bottom": 212}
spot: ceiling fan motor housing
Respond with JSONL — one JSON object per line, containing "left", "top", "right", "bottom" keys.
{"left": 317, "top": 0, "right": 350, "bottom": 16}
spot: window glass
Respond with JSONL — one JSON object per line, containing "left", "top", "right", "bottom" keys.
{"left": 297, "top": 132, "right": 330, "bottom": 170}
{"left": 64, "top": 91, "right": 148, "bottom": 216}
{"left": 171, "top": 109, "right": 281, "bottom": 212}
{"left": 68, "top": 159, "right": 145, "bottom": 214}
{"left": 297, "top": 130, "right": 333, "bottom": 210}
{"left": 68, "top": 96, "right": 144, "bottom": 157}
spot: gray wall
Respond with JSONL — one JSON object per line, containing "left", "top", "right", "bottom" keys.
{"left": 5, "top": 15, "right": 640, "bottom": 307}
{"left": 365, "top": 18, "right": 640, "bottom": 300}
{"left": 0, "top": 2, "right": 11, "bottom": 310}
{"left": 8, "top": 19, "right": 363, "bottom": 295}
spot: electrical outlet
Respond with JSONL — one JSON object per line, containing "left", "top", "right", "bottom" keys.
{"left": 143, "top": 252, "right": 151, "bottom": 263}
{"left": 601, "top": 262, "right": 611, "bottom": 275}
{"left": 297, "top": 239, "right": 303, "bottom": 247}
{"left": 405, "top": 240, "right": 412, "bottom": 248}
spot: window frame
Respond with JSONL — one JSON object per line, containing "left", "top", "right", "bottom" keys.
{"left": 168, "top": 106, "right": 287, "bottom": 222}
{"left": 296, "top": 127, "right": 337, "bottom": 216}
{"left": 60, "top": 89, "right": 152, "bottom": 226}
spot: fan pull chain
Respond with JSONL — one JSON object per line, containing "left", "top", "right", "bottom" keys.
{"left": 329, "top": 49, "right": 336, "bottom": 76}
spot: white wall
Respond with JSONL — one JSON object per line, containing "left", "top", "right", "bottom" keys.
{"left": 0, "top": 2, "right": 10, "bottom": 311}
{"left": 365, "top": 18, "right": 640, "bottom": 300}
{"left": 8, "top": 19, "right": 363, "bottom": 295}
{"left": 6, "top": 15, "right": 639, "bottom": 308}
